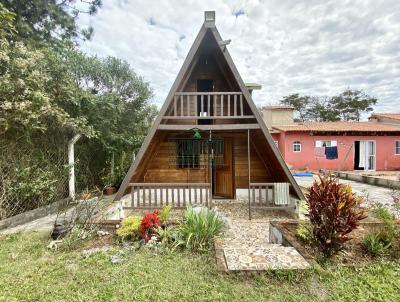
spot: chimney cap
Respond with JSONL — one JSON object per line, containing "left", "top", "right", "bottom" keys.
{"left": 204, "top": 11, "right": 215, "bottom": 25}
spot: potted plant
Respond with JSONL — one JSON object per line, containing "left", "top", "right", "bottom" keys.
{"left": 104, "top": 185, "right": 116, "bottom": 195}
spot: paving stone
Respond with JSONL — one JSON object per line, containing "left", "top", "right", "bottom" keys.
{"left": 213, "top": 201, "right": 310, "bottom": 271}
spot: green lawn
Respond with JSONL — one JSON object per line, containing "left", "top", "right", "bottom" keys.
{"left": 0, "top": 232, "right": 399, "bottom": 302}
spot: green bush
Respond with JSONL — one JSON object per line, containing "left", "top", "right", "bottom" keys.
{"left": 371, "top": 203, "right": 398, "bottom": 244}
{"left": 160, "top": 205, "right": 172, "bottom": 224}
{"left": 116, "top": 215, "right": 142, "bottom": 239}
{"left": 372, "top": 204, "right": 394, "bottom": 222}
{"left": 296, "top": 221, "right": 311, "bottom": 243}
{"left": 363, "top": 230, "right": 393, "bottom": 256}
{"left": 157, "top": 226, "right": 178, "bottom": 248}
{"left": 177, "top": 207, "right": 224, "bottom": 251}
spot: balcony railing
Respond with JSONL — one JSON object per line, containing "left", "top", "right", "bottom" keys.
{"left": 164, "top": 92, "right": 254, "bottom": 119}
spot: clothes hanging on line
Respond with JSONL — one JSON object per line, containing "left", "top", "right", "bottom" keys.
{"left": 325, "top": 146, "right": 338, "bottom": 160}
{"left": 314, "top": 147, "right": 325, "bottom": 157}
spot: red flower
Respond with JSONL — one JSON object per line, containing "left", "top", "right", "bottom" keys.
{"left": 140, "top": 210, "right": 161, "bottom": 241}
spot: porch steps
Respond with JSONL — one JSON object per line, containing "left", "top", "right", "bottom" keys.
{"left": 214, "top": 219, "right": 310, "bottom": 271}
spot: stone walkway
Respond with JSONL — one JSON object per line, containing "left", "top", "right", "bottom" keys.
{"left": 212, "top": 201, "right": 310, "bottom": 271}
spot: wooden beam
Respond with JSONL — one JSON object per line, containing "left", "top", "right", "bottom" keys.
{"left": 175, "top": 91, "right": 242, "bottom": 96}
{"left": 247, "top": 129, "right": 251, "bottom": 220}
{"left": 162, "top": 115, "right": 254, "bottom": 120}
{"left": 158, "top": 124, "right": 260, "bottom": 131}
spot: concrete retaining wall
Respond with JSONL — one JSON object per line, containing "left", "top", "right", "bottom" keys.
{"left": 335, "top": 171, "right": 400, "bottom": 189}
{"left": 0, "top": 198, "right": 70, "bottom": 231}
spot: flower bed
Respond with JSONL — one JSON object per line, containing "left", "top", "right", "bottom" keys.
{"left": 270, "top": 220, "right": 400, "bottom": 265}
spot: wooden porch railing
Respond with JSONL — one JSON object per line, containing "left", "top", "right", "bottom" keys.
{"left": 249, "top": 183, "right": 275, "bottom": 206}
{"left": 127, "top": 183, "right": 210, "bottom": 209}
{"left": 249, "top": 183, "right": 295, "bottom": 209}
{"left": 164, "top": 92, "right": 253, "bottom": 119}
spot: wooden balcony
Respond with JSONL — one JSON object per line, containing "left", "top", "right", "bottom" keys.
{"left": 164, "top": 92, "right": 254, "bottom": 119}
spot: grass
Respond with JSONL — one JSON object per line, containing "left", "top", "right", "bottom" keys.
{"left": 1, "top": 232, "right": 400, "bottom": 301}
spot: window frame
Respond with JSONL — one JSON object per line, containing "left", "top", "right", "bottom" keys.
{"left": 395, "top": 141, "right": 400, "bottom": 155}
{"left": 292, "top": 141, "right": 302, "bottom": 153}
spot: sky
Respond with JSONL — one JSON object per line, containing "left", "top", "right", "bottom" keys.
{"left": 78, "top": 0, "right": 400, "bottom": 115}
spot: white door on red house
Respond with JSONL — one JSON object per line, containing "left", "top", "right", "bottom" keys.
{"left": 359, "top": 140, "right": 376, "bottom": 171}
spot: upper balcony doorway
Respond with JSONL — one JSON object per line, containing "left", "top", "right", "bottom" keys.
{"left": 197, "top": 79, "right": 214, "bottom": 125}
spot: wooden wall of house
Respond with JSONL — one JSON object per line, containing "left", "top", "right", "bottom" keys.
{"left": 143, "top": 139, "right": 208, "bottom": 183}
{"left": 233, "top": 134, "right": 272, "bottom": 187}
{"left": 134, "top": 131, "right": 273, "bottom": 188}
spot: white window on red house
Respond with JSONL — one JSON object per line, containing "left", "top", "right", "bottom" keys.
{"left": 293, "top": 141, "right": 301, "bottom": 152}
{"left": 274, "top": 141, "right": 279, "bottom": 147}
{"left": 315, "top": 140, "right": 337, "bottom": 147}
{"left": 396, "top": 141, "right": 400, "bottom": 155}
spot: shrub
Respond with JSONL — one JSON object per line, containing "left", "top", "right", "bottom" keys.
{"left": 363, "top": 230, "right": 393, "bottom": 256}
{"left": 178, "top": 207, "right": 224, "bottom": 251}
{"left": 372, "top": 203, "right": 394, "bottom": 222}
{"left": 116, "top": 215, "right": 142, "bottom": 239}
{"left": 160, "top": 205, "right": 172, "bottom": 224}
{"left": 296, "top": 221, "right": 311, "bottom": 243}
{"left": 157, "top": 226, "right": 178, "bottom": 248}
{"left": 140, "top": 210, "right": 161, "bottom": 242}
{"left": 306, "top": 175, "right": 367, "bottom": 258}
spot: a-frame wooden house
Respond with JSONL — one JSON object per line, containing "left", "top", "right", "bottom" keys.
{"left": 115, "top": 11, "right": 304, "bottom": 217}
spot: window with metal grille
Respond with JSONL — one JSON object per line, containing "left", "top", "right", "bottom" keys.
{"left": 293, "top": 141, "right": 301, "bottom": 152}
{"left": 169, "top": 139, "right": 224, "bottom": 168}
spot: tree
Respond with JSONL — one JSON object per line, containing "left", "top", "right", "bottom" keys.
{"left": 331, "top": 89, "right": 377, "bottom": 121}
{"left": 306, "top": 96, "right": 340, "bottom": 122}
{"left": 1, "top": 0, "right": 101, "bottom": 46}
{"left": 0, "top": 3, "right": 157, "bottom": 217}
{"left": 280, "top": 94, "right": 310, "bottom": 121}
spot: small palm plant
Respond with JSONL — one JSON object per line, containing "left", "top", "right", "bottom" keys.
{"left": 177, "top": 207, "right": 224, "bottom": 251}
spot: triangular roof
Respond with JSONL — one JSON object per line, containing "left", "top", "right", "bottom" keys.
{"left": 115, "top": 12, "right": 304, "bottom": 201}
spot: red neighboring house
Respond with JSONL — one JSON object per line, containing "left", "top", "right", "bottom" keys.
{"left": 262, "top": 106, "right": 400, "bottom": 171}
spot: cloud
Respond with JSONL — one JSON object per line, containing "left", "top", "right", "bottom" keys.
{"left": 78, "top": 0, "right": 400, "bottom": 116}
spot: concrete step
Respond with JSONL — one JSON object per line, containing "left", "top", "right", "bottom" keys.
{"left": 223, "top": 245, "right": 310, "bottom": 271}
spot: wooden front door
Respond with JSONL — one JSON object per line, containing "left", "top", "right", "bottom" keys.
{"left": 214, "top": 139, "right": 234, "bottom": 198}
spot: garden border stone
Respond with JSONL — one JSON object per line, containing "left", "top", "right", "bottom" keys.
{"left": 0, "top": 198, "right": 70, "bottom": 231}
{"left": 335, "top": 171, "right": 400, "bottom": 189}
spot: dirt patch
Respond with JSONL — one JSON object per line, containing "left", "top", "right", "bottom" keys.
{"left": 273, "top": 221, "right": 400, "bottom": 265}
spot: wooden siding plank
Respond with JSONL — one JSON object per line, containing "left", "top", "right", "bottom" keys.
{"left": 221, "top": 95, "right": 224, "bottom": 116}
{"left": 201, "top": 95, "right": 204, "bottom": 116}
{"left": 158, "top": 124, "right": 260, "bottom": 130}
{"left": 213, "top": 95, "right": 217, "bottom": 117}
{"left": 187, "top": 95, "right": 190, "bottom": 116}
{"left": 207, "top": 95, "right": 210, "bottom": 117}
{"left": 131, "top": 187, "right": 135, "bottom": 207}
{"left": 228, "top": 95, "right": 231, "bottom": 116}
{"left": 240, "top": 94, "right": 243, "bottom": 116}
{"left": 234, "top": 94, "right": 237, "bottom": 116}
{"left": 177, "top": 187, "right": 180, "bottom": 207}
{"left": 180, "top": 95, "right": 183, "bottom": 116}
{"left": 174, "top": 96, "right": 177, "bottom": 116}
{"left": 161, "top": 115, "right": 254, "bottom": 120}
